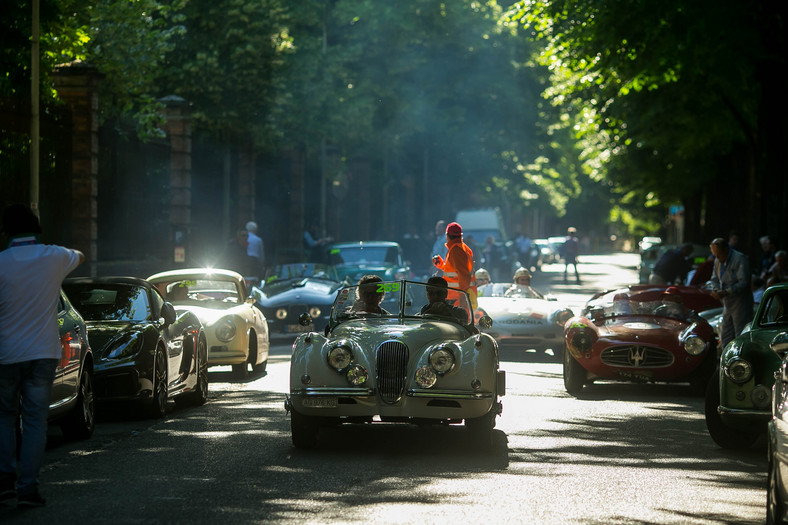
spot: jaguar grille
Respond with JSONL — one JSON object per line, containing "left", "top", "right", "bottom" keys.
{"left": 600, "top": 345, "right": 674, "bottom": 368}
{"left": 376, "top": 341, "right": 409, "bottom": 403}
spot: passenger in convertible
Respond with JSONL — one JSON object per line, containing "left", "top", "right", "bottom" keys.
{"left": 504, "top": 267, "right": 544, "bottom": 299}
{"left": 350, "top": 274, "right": 389, "bottom": 314}
{"left": 420, "top": 276, "right": 469, "bottom": 324}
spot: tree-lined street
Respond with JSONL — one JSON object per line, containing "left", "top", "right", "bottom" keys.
{"left": 0, "top": 254, "right": 767, "bottom": 524}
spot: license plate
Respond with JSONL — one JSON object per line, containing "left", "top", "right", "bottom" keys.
{"left": 285, "top": 324, "right": 313, "bottom": 333}
{"left": 302, "top": 397, "right": 337, "bottom": 408}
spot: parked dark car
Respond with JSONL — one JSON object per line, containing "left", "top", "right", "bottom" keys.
{"left": 767, "top": 332, "right": 788, "bottom": 524}
{"left": 63, "top": 277, "right": 208, "bottom": 418}
{"left": 49, "top": 290, "right": 95, "bottom": 440}
{"left": 252, "top": 263, "right": 343, "bottom": 335}
{"left": 706, "top": 283, "right": 788, "bottom": 449}
{"left": 324, "top": 241, "right": 410, "bottom": 283}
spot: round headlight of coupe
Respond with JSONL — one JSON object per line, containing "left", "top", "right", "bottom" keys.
{"left": 684, "top": 335, "right": 705, "bottom": 356}
{"left": 346, "top": 364, "right": 368, "bottom": 385}
{"left": 327, "top": 344, "right": 353, "bottom": 371}
{"left": 429, "top": 346, "right": 456, "bottom": 374}
{"left": 415, "top": 366, "right": 437, "bottom": 388}
{"left": 215, "top": 317, "right": 236, "bottom": 342}
{"left": 726, "top": 359, "right": 752, "bottom": 384}
{"left": 275, "top": 308, "right": 288, "bottom": 320}
{"left": 309, "top": 306, "right": 322, "bottom": 318}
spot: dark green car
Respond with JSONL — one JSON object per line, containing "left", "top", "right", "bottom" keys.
{"left": 324, "top": 241, "right": 411, "bottom": 284}
{"left": 705, "top": 283, "right": 788, "bottom": 449}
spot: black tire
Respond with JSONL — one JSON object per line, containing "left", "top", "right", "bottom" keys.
{"left": 551, "top": 345, "right": 564, "bottom": 362}
{"left": 232, "top": 362, "right": 249, "bottom": 379}
{"left": 563, "top": 344, "right": 586, "bottom": 396}
{"left": 177, "top": 338, "right": 208, "bottom": 407}
{"left": 233, "top": 340, "right": 253, "bottom": 379}
{"left": 465, "top": 408, "right": 496, "bottom": 450}
{"left": 291, "top": 409, "right": 320, "bottom": 449}
{"left": 60, "top": 367, "right": 95, "bottom": 440}
{"left": 252, "top": 359, "right": 268, "bottom": 374}
{"left": 704, "top": 369, "right": 759, "bottom": 449}
{"left": 689, "top": 349, "right": 717, "bottom": 396}
{"left": 768, "top": 443, "right": 788, "bottom": 525}
{"left": 145, "top": 346, "right": 168, "bottom": 418}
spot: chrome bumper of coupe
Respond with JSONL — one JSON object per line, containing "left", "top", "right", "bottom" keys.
{"left": 407, "top": 389, "right": 495, "bottom": 400}
{"left": 718, "top": 406, "right": 771, "bottom": 419}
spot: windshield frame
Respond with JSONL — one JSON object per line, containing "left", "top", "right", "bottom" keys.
{"left": 328, "top": 280, "right": 473, "bottom": 328}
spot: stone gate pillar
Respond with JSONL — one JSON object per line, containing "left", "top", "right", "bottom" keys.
{"left": 159, "top": 95, "right": 192, "bottom": 266}
{"left": 52, "top": 60, "right": 101, "bottom": 277}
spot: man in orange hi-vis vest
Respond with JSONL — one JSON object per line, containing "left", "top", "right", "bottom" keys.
{"left": 432, "top": 222, "right": 477, "bottom": 309}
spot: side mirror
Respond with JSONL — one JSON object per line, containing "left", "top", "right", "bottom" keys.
{"left": 161, "top": 302, "right": 177, "bottom": 326}
{"left": 478, "top": 315, "right": 493, "bottom": 330}
{"left": 298, "top": 312, "right": 313, "bottom": 327}
{"left": 771, "top": 332, "right": 788, "bottom": 355}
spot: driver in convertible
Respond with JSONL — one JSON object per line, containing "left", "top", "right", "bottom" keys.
{"left": 420, "top": 276, "right": 469, "bottom": 324}
{"left": 504, "top": 267, "right": 544, "bottom": 299}
{"left": 350, "top": 274, "right": 389, "bottom": 314}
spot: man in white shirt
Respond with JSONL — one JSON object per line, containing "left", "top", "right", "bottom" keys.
{"left": 245, "top": 221, "right": 264, "bottom": 278}
{"left": 0, "top": 204, "right": 84, "bottom": 507}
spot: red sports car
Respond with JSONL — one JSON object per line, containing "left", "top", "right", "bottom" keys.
{"left": 562, "top": 285, "right": 721, "bottom": 396}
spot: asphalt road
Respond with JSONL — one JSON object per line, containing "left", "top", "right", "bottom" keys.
{"left": 0, "top": 253, "right": 768, "bottom": 524}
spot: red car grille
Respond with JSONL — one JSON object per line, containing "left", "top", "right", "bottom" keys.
{"left": 600, "top": 346, "right": 674, "bottom": 368}
{"left": 376, "top": 341, "right": 409, "bottom": 403}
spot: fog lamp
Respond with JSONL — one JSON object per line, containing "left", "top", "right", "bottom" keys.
{"left": 346, "top": 364, "right": 368, "bottom": 386}
{"left": 276, "top": 308, "right": 288, "bottom": 320}
{"left": 309, "top": 307, "right": 322, "bottom": 318}
{"left": 751, "top": 385, "right": 771, "bottom": 409}
{"left": 415, "top": 366, "right": 437, "bottom": 388}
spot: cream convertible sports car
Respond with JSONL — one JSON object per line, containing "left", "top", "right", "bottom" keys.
{"left": 476, "top": 283, "right": 574, "bottom": 358}
{"left": 148, "top": 269, "right": 270, "bottom": 379}
{"left": 285, "top": 280, "right": 505, "bottom": 448}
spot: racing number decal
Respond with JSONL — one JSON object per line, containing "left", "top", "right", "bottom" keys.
{"left": 376, "top": 283, "right": 400, "bottom": 293}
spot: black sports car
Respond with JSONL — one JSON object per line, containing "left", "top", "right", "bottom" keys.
{"left": 62, "top": 277, "right": 208, "bottom": 418}
{"left": 48, "top": 289, "right": 95, "bottom": 440}
{"left": 252, "top": 263, "right": 343, "bottom": 335}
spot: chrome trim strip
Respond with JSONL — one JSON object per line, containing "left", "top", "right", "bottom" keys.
{"left": 406, "top": 389, "right": 494, "bottom": 400}
{"left": 292, "top": 387, "right": 374, "bottom": 396}
{"left": 718, "top": 406, "right": 771, "bottom": 418}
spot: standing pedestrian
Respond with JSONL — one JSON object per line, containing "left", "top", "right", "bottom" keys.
{"left": 244, "top": 221, "right": 264, "bottom": 278}
{"left": 649, "top": 243, "right": 693, "bottom": 285}
{"left": 709, "top": 237, "right": 753, "bottom": 349}
{"left": 562, "top": 227, "right": 581, "bottom": 283}
{"left": 0, "top": 204, "right": 84, "bottom": 507}
{"left": 431, "top": 220, "right": 447, "bottom": 261}
{"left": 432, "top": 222, "right": 477, "bottom": 309}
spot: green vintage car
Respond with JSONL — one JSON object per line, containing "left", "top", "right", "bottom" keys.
{"left": 324, "top": 241, "right": 411, "bottom": 284}
{"left": 705, "top": 283, "right": 788, "bottom": 449}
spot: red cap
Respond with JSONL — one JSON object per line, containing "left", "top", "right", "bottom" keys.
{"left": 446, "top": 222, "right": 463, "bottom": 236}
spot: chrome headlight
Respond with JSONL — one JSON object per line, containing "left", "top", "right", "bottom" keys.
{"left": 571, "top": 330, "right": 594, "bottom": 352}
{"left": 726, "top": 359, "right": 752, "bottom": 384}
{"left": 215, "top": 317, "right": 237, "bottom": 342}
{"left": 275, "top": 308, "right": 287, "bottom": 320}
{"left": 309, "top": 306, "right": 322, "bottom": 318}
{"left": 429, "top": 345, "right": 456, "bottom": 374}
{"left": 346, "top": 364, "right": 367, "bottom": 385}
{"left": 684, "top": 335, "right": 705, "bottom": 356}
{"left": 106, "top": 334, "right": 141, "bottom": 360}
{"left": 415, "top": 366, "right": 437, "bottom": 388}
{"left": 327, "top": 342, "right": 353, "bottom": 371}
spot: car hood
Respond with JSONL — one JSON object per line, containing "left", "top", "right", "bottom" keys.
{"left": 257, "top": 280, "right": 340, "bottom": 307}
{"left": 478, "top": 297, "right": 556, "bottom": 323}
{"left": 172, "top": 304, "right": 241, "bottom": 326}
{"left": 84, "top": 321, "right": 147, "bottom": 357}
{"left": 596, "top": 316, "right": 701, "bottom": 340}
